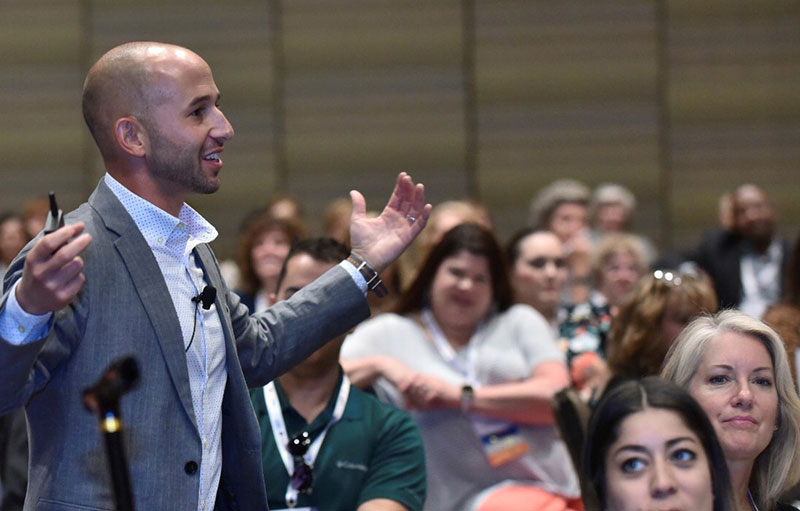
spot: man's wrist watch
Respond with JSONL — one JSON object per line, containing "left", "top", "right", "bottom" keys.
{"left": 460, "top": 384, "right": 474, "bottom": 412}
{"left": 345, "top": 253, "right": 389, "bottom": 297}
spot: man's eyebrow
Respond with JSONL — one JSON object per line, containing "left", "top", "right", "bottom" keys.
{"left": 187, "top": 93, "right": 219, "bottom": 109}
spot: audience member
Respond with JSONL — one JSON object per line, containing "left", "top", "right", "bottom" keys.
{"left": 398, "top": 199, "right": 492, "bottom": 290}
{"left": 20, "top": 197, "right": 49, "bottom": 240}
{"left": 589, "top": 183, "right": 636, "bottom": 235}
{"left": 764, "top": 230, "right": 800, "bottom": 391}
{"left": 0, "top": 408, "right": 27, "bottom": 511}
{"left": 691, "top": 184, "right": 791, "bottom": 318}
{"left": 506, "top": 228, "right": 567, "bottom": 331}
{"left": 606, "top": 267, "right": 718, "bottom": 382}
{"left": 236, "top": 213, "right": 304, "bottom": 312}
{"left": 585, "top": 376, "right": 733, "bottom": 511}
{"left": 718, "top": 191, "right": 735, "bottom": 232}
{"left": 266, "top": 193, "right": 308, "bottom": 237}
{"left": 252, "top": 238, "right": 426, "bottom": 510}
{"left": 323, "top": 197, "right": 353, "bottom": 246}
{"left": 342, "top": 223, "right": 579, "bottom": 511}
{"left": 0, "top": 213, "right": 28, "bottom": 283}
{"left": 662, "top": 311, "right": 800, "bottom": 511}
{"left": 529, "top": 179, "right": 592, "bottom": 303}
{"left": 0, "top": 41, "right": 430, "bottom": 510}
{"left": 589, "top": 183, "right": 656, "bottom": 264}
{"left": 590, "top": 233, "right": 647, "bottom": 315}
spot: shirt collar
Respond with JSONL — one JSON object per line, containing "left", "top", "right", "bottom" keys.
{"left": 274, "top": 368, "right": 360, "bottom": 435}
{"left": 104, "top": 173, "right": 218, "bottom": 256}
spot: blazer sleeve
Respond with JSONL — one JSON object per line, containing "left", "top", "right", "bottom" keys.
{"left": 227, "top": 264, "right": 371, "bottom": 388}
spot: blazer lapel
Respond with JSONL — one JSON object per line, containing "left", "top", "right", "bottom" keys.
{"left": 88, "top": 180, "right": 199, "bottom": 430}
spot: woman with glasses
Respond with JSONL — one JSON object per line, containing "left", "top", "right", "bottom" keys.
{"left": 341, "top": 223, "right": 580, "bottom": 511}
{"left": 662, "top": 310, "right": 800, "bottom": 511}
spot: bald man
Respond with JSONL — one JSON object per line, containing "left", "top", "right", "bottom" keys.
{"left": 0, "top": 42, "right": 430, "bottom": 510}
{"left": 691, "top": 184, "right": 790, "bottom": 317}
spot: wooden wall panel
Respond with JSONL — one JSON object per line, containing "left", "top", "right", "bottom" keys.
{"left": 1, "top": 2, "right": 85, "bottom": 213}
{"left": 668, "top": 0, "right": 800, "bottom": 247}
{"left": 474, "top": 0, "right": 662, "bottom": 244}
{"left": 2, "top": 0, "right": 799, "bottom": 260}
{"left": 279, "top": 0, "right": 465, "bottom": 233}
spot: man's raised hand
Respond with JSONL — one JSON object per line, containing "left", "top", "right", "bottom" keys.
{"left": 348, "top": 172, "right": 432, "bottom": 273}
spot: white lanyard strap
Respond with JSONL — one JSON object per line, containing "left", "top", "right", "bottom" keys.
{"left": 421, "top": 308, "right": 481, "bottom": 385}
{"left": 264, "top": 376, "right": 351, "bottom": 508}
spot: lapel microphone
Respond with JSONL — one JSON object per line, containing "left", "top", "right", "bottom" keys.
{"left": 187, "top": 285, "right": 217, "bottom": 353}
{"left": 191, "top": 285, "right": 217, "bottom": 310}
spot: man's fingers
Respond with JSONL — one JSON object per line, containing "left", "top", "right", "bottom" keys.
{"left": 349, "top": 190, "right": 367, "bottom": 219}
{"left": 385, "top": 172, "right": 411, "bottom": 213}
{"left": 28, "top": 233, "right": 92, "bottom": 283}
{"left": 51, "top": 233, "right": 92, "bottom": 267}
{"left": 56, "top": 256, "right": 86, "bottom": 283}
{"left": 59, "top": 271, "right": 87, "bottom": 301}
{"left": 32, "top": 223, "right": 86, "bottom": 259}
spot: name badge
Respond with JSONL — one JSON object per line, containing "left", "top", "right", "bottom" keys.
{"left": 273, "top": 507, "right": 317, "bottom": 511}
{"left": 481, "top": 425, "right": 530, "bottom": 467}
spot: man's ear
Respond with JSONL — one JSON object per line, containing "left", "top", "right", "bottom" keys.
{"left": 113, "top": 117, "right": 147, "bottom": 158}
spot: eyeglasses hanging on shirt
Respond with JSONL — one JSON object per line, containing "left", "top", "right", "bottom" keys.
{"left": 288, "top": 431, "right": 314, "bottom": 493}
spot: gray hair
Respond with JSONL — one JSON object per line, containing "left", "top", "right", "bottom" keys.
{"left": 528, "top": 179, "right": 590, "bottom": 228}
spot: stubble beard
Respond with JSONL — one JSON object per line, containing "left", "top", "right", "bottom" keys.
{"left": 147, "top": 126, "right": 220, "bottom": 196}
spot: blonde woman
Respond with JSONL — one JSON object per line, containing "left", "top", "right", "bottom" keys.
{"left": 662, "top": 310, "right": 800, "bottom": 511}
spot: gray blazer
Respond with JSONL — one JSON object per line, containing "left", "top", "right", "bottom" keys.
{"left": 0, "top": 180, "right": 370, "bottom": 510}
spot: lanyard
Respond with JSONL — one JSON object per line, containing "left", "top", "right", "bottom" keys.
{"left": 421, "top": 308, "right": 483, "bottom": 386}
{"left": 264, "top": 376, "right": 351, "bottom": 508}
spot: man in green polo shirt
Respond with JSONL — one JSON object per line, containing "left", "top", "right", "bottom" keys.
{"left": 251, "top": 237, "right": 426, "bottom": 511}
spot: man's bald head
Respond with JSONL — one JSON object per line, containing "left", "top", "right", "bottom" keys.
{"left": 81, "top": 42, "right": 203, "bottom": 160}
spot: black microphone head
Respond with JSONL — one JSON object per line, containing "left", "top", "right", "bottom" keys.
{"left": 200, "top": 285, "right": 217, "bottom": 310}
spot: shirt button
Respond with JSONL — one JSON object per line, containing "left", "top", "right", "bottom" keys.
{"left": 18, "top": 326, "right": 26, "bottom": 334}
{"left": 157, "top": 236, "right": 165, "bottom": 244}
{"left": 184, "top": 461, "right": 199, "bottom": 474}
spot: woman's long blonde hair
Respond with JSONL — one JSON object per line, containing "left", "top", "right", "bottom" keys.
{"left": 661, "top": 310, "right": 800, "bottom": 511}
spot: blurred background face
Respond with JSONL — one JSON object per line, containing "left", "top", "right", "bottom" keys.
{"left": 605, "top": 408, "right": 714, "bottom": 511}
{"left": 600, "top": 250, "right": 643, "bottom": 307}
{"left": 511, "top": 232, "right": 567, "bottom": 314}
{"left": 548, "top": 202, "right": 588, "bottom": 243}
{"left": 733, "top": 186, "right": 775, "bottom": 244}
{"left": 658, "top": 294, "right": 698, "bottom": 351}
{"left": 598, "top": 251, "right": 643, "bottom": 306}
{"left": 274, "top": 253, "right": 344, "bottom": 375}
{"left": 429, "top": 250, "right": 493, "bottom": 332}
{"left": 0, "top": 217, "right": 27, "bottom": 266}
{"left": 596, "top": 202, "right": 630, "bottom": 233}
{"left": 251, "top": 228, "right": 292, "bottom": 288}
{"left": 688, "top": 332, "right": 778, "bottom": 464}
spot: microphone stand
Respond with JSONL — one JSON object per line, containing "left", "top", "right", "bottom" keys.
{"left": 83, "top": 356, "right": 140, "bottom": 511}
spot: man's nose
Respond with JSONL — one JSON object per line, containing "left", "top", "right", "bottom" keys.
{"left": 212, "top": 109, "right": 235, "bottom": 142}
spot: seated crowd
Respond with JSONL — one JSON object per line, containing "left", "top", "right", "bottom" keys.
{"left": 2, "top": 179, "right": 800, "bottom": 511}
